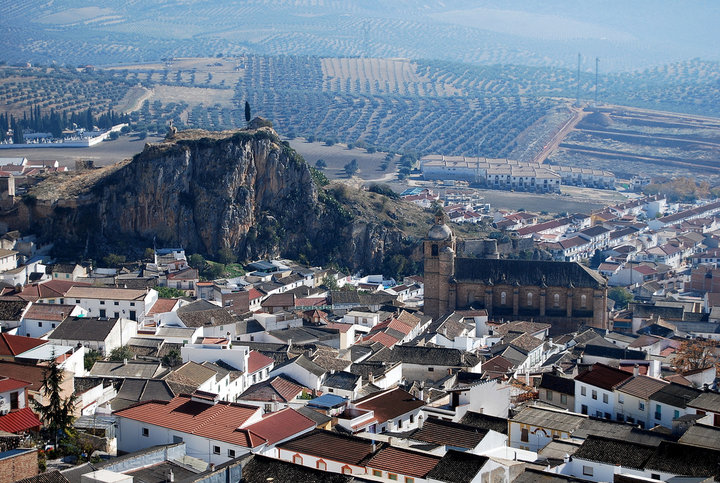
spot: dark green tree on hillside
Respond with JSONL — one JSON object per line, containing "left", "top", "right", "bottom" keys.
{"left": 33, "top": 354, "right": 77, "bottom": 447}
{"left": 244, "top": 101, "right": 251, "bottom": 123}
{"left": 344, "top": 159, "right": 359, "bottom": 177}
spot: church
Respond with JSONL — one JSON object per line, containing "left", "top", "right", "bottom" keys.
{"left": 424, "top": 214, "right": 608, "bottom": 333}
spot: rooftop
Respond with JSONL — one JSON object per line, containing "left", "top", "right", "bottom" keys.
{"left": 366, "top": 446, "right": 440, "bottom": 478}
{"left": 408, "top": 417, "right": 488, "bottom": 450}
{"left": 573, "top": 435, "right": 655, "bottom": 470}
{"left": 277, "top": 429, "right": 375, "bottom": 465}
{"left": 616, "top": 375, "right": 668, "bottom": 400}
{"left": 353, "top": 387, "right": 425, "bottom": 423}
{"left": 511, "top": 406, "right": 586, "bottom": 432}
{"left": 575, "top": 363, "right": 632, "bottom": 391}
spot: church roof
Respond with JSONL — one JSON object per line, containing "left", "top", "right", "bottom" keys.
{"left": 453, "top": 258, "right": 605, "bottom": 288}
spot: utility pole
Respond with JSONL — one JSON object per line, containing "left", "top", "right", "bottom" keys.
{"left": 594, "top": 57, "right": 600, "bottom": 107}
{"left": 576, "top": 53, "right": 581, "bottom": 106}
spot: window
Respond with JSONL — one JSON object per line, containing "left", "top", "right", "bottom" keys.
{"left": 596, "top": 411, "right": 603, "bottom": 418}
{"left": 428, "top": 367, "right": 434, "bottom": 372}
{"left": 431, "top": 244, "right": 439, "bottom": 256}
{"left": 561, "top": 394, "right": 568, "bottom": 405}
{"left": 553, "top": 293, "right": 560, "bottom": 307}
{"left": 114, "top": 312, "right": 119, "bottom": 318}
{"left": 581, "top": 294, "right": 587, "bottom": 308}
{"left": 501, "top": 292, "right": 507, "bottom": 305}
{"left": 638, "top": 402, "right": 645, "bottom": 411}
{"left": 674, "top": 410, "right": 680, "bottom": 420}
{"left": 591, "top": 390, "right": 597, "bottom": 400}
{"left": 603, "top": 393, "right": 608, "bottom": 404}
{"left": 38, "top": 322, "right": 42, "bottom": 328}
{"left": 130, "top": 302, "right": 135, "bottom": 307}
{"left": 655, "top": 404, "right": 662, "bottom": 420}
{"left": 372, "top": 470, "right": 382, "bottom": 477}
{"left": 213, "top": 446, "right": 220, "bottom": 455}
{"left": 317, "top": 460, "right": 327, "bottom": 470}
{"left": 10, "top": 391, "right": 18, "bottom": 410}
{"left": 129, "top": 310, "right": 136, "bottom": 320}
{"left": 173, "top": 435, "right": 183, "bottom": 443}
{"left": 66, "top": 273, "right": 70, "bottom": 278}
{"left": 100, "top": 300, "right": 105, "bottom": 305}
{"left": 293, "top": 454, "right": 303, "bottom": 465}
{"left": 114, "top": 301, "right": 119, "bottom": 306}
{"left": 228, "top": 449, "right": 236, "bottom": 458}
{"left": 527, "top": 292, "right": 533, "bottom": 306}
{"left": 546, "top": 390, "right": 553, "bottom": 401}
{"left": 51, "top": 323, "right": 56, "bottom": 328}
{"left": 521, "top": 428, "right": 529, "bottom": 442}
{"left": 410, "top": 414, "right": 414, "bottom": 424}
{"left": 142, "top": 427, "right": 149, "bottom": 437}
{"left": 405, "top": 478, "right": 415, "bottom": 483}
{"left": 581, "top": 404, "right": 588, "bottom": 415}
{"left": 388, "top": 474, "right": 398, "bottom": 481}
{"left": 75, "top": 299, "right": 80, "bottom": 304}
{"left": 582, "top": 466, "right": 594, "bottom": 476}
{"left": 99, "top": 309, "right": 106, "bottom": 318}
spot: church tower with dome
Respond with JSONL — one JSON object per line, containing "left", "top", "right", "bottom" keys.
{"left": 424, "top": 209, "right": 456, "bottom": 319}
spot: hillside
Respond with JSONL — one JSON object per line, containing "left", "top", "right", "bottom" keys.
{"left": 12, "top": 125, "right": 429, "bottom": 273}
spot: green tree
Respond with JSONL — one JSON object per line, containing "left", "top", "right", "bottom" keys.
{"left": 102, "top": 253, "right": 126, "bottom": 267}
{"left": 143, "top": 248, "right": 155, "bottom": 261}
{"left": 156, "top": 286, "right": 184, "bottom": 298}
{"left": 322, "top": 275, "right": 339, "bottom": 291}
{"left": 162, "top": 348, "right": 182, "bottom": 367}
{"left": 83, "top": 349, "right": 102, "bottom": 372}
{"left": 203, "top": 262, "right": 225, "bottom": 280}
{"left": 608, "top": 287, "right": 633, "bottom": 310}
{"left": 33, "top": 353, "right": 78, "bottom": 447}
{"left": 589, "top": 250, "right": 606, "bottom": 269}
{"left": 217, "top": 247, "right": 236, "bottom": 265}
{"left": 244, "top": 101, "right": 251, "bottom": 123}
{"left": 344, "top": 159, "right": 359, "bottom": 177}
{"left": 315, "top": 159, "right": 327, "bottom": 170}
{"left": 188, "top": 253, "right": 205, "bottom": 269}
{"left": 108, "top": 345, "right": 134, "bottom": 362}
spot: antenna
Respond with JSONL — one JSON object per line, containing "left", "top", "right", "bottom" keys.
{"left": 576, "top": 53, "right": 581, "bottom": 106}
{"left": 594, "top": 57, "right": 600, "bottom": 107}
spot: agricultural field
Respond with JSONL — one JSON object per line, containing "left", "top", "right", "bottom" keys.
{"left": 546, "top": 107, "right": 720, "bottom": 183}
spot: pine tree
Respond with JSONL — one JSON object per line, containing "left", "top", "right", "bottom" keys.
{"left": 32, "top": 353, "right": 77, "bottom": 447}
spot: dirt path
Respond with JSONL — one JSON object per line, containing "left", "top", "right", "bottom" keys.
{"left": 115, "top": 86, "right": 153, "bottom": 114}
{"left": 533, "top": 106, "right": 586, "bottom": 164}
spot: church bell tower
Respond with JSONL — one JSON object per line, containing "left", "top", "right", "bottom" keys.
{"left": 424, "top": 209, "right": 456, "bottom": 319}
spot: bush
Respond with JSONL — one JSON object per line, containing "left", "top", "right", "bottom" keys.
{"left": 156, "top": 286, "right": 184, "bottom": 298}
{"left": 108, "top": 346, "right": 134, "bottom": 361}
{"left": 368, "top": 183, "right": 399, "bottom": 199}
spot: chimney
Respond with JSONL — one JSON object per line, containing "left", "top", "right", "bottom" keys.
{"left": 633, "top": 364, "right": 639, "bottom": 377}
{"left": 123, "top": 358, "right": 127, "bottom": 366}
{"left": 169, "top": 470, "right": 174, "bottom": 482}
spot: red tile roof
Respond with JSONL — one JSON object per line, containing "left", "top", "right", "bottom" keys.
{"left": 361, "top": 331, "right": 400, "bottom": 348}
{"left": 575, "top": 363, "right": 632, "bottom": 391}
{"left": 247, "top": 288, "right": 264, "bottom": 301}
{"left": 21, "top": 303, "right": 75, "bottom": 322}
{"left": 0, "top": 377, "right": 31, "bottom": 393}
{"left": 147, "top": 298, "right": 179, "bottom": 315}
{"left": 354, "top": 387, "right": 425, "bottom": 423}
{"left": 0, "top": 407, "right": 42, "bottom": 433}
{"left": 366, "top": 446, "right": 440, "bottom": 478}
{"left": 244, "top": 408, "right": 314, "bottom": 445}
{"left": 324, "top": 322, "right": 352, "bottom": 333}
{"left": 114, "top": 396, "right": 262, "bottom": 447}
{"left": 0, "top": 333, "right": 46, "bottom": 357}
{"left": 278, "top": 429, "right": 375, "bottom": 465}
{"left": 248, "top": 351, "right": 274, "bottom": 374}
{"left": 294, "top": 297, "right": 326, "bottom": 307}
{"left": 16, "top": 280, "right": 91, "bottom": 302}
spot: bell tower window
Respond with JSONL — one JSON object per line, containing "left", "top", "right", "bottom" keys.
{"left": 431, "top": 244, "right": 439, "bottom": 256}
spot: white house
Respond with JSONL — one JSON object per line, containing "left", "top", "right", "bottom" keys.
{"left": 18, "top": 303, "right": 85, "bottom": 338}
{"left": 269, "top": 355, "right": 326, "bottom": 391}
{"left": 574, "top": 363, "right": 632, "bottom": 419}
{"left": 64, "top": 286, "right": 157, "bottom": 322}
{"left": 47, "top": 316, "right": 137, "bottom": 356}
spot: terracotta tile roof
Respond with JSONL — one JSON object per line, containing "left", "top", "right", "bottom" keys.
{"left": 261, "top": 293, "right": 295, "bottom": 307}
{"left": 323, "top": 322, "right": 352, "bottom": 333}
{"left": 22, "top": 304, "right": 75, "bottom": 322}
{"left": 65, "top": 286, "right": 148, "bottom": 301}
{"left": 575, "top": 363, "right": 632, "bottom": 391}
{"left": 113, "top": 395, "right": 262, "bottom": 447}
{"left": 248, "top": 351, "right": 274, "bottom": 373}
{"left": 0, "top": 407, "right": 41, "bottom": 433}
{"left": 16, "top": 280, "right": 91, "bottom": 301}
{"left": 366, "top": 446, "right": 440, "bottom": 478}
{"left": 361, "top": 331, "right": 400, "bottom": 348}
{"left": 408, "top": 417, "right": 488, "bottom": 449}
{"left": 0, "top": 377, "right": 31, "bottom": 392}
{"left": 294, "top": 297, "right": 326, "bottom": 307}
{"left": 616, "top": 375, "right": 668, "bottom": 399}
{"left": 147, "top": 298, "right": 179, "bottom": 315}
{"left": 354, "top": 387, "right": 425, "bottom": 423}
{"left": 277, "top": 428, "right": 375, "bottom": 465}
{"left": 244, "top": 407, "right": 314, "bottom": 445}
{"left": 248, "top": 288, "right": 264, "bottom": 301}
{"left": 0, "top": 333, "right": 46, "bottom": 356}
{"left": 0, "top": 362, "right": 53, "bottom": 393}
{"left": 239, "top": 375, "right": 306, "bottom": 403}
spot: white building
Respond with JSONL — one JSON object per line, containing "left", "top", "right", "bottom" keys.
{"left": 64, "top": 286, "right": 157, "bottom": 322}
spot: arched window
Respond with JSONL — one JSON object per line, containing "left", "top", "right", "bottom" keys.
{"left": 317, "top": 460, "right": 327, "bottom": 471}
{"left": 501, "top": 291, "right": 507, "bottom": 305}
{"left": 581, "top": 294, "right": 587, "bottom": 308}
{"left": 527, "top": 292, "right": 533, "bottom": 306}
{"left": 293, "top": 454, "right": 303, "bottom": 465}
{"left": 342, "top": 466, "right": 352, "bottom": 475}
{"left": 553, "top": 293, "right": 560, "bottom": 308}
{"left": 431, "top": 244, "right": 439, "bottom": 256}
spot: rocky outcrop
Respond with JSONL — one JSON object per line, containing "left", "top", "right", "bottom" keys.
{"left": 22, "top": 127, "right": 422, "bottom": 272}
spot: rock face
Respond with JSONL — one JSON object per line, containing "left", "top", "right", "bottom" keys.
{"left": 25, "top": 128, "right": 417, "bottom": 272}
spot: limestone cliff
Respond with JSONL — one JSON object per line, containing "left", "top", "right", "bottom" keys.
{"left": 20, "top": 127, "right": 426, "bottom": 273}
